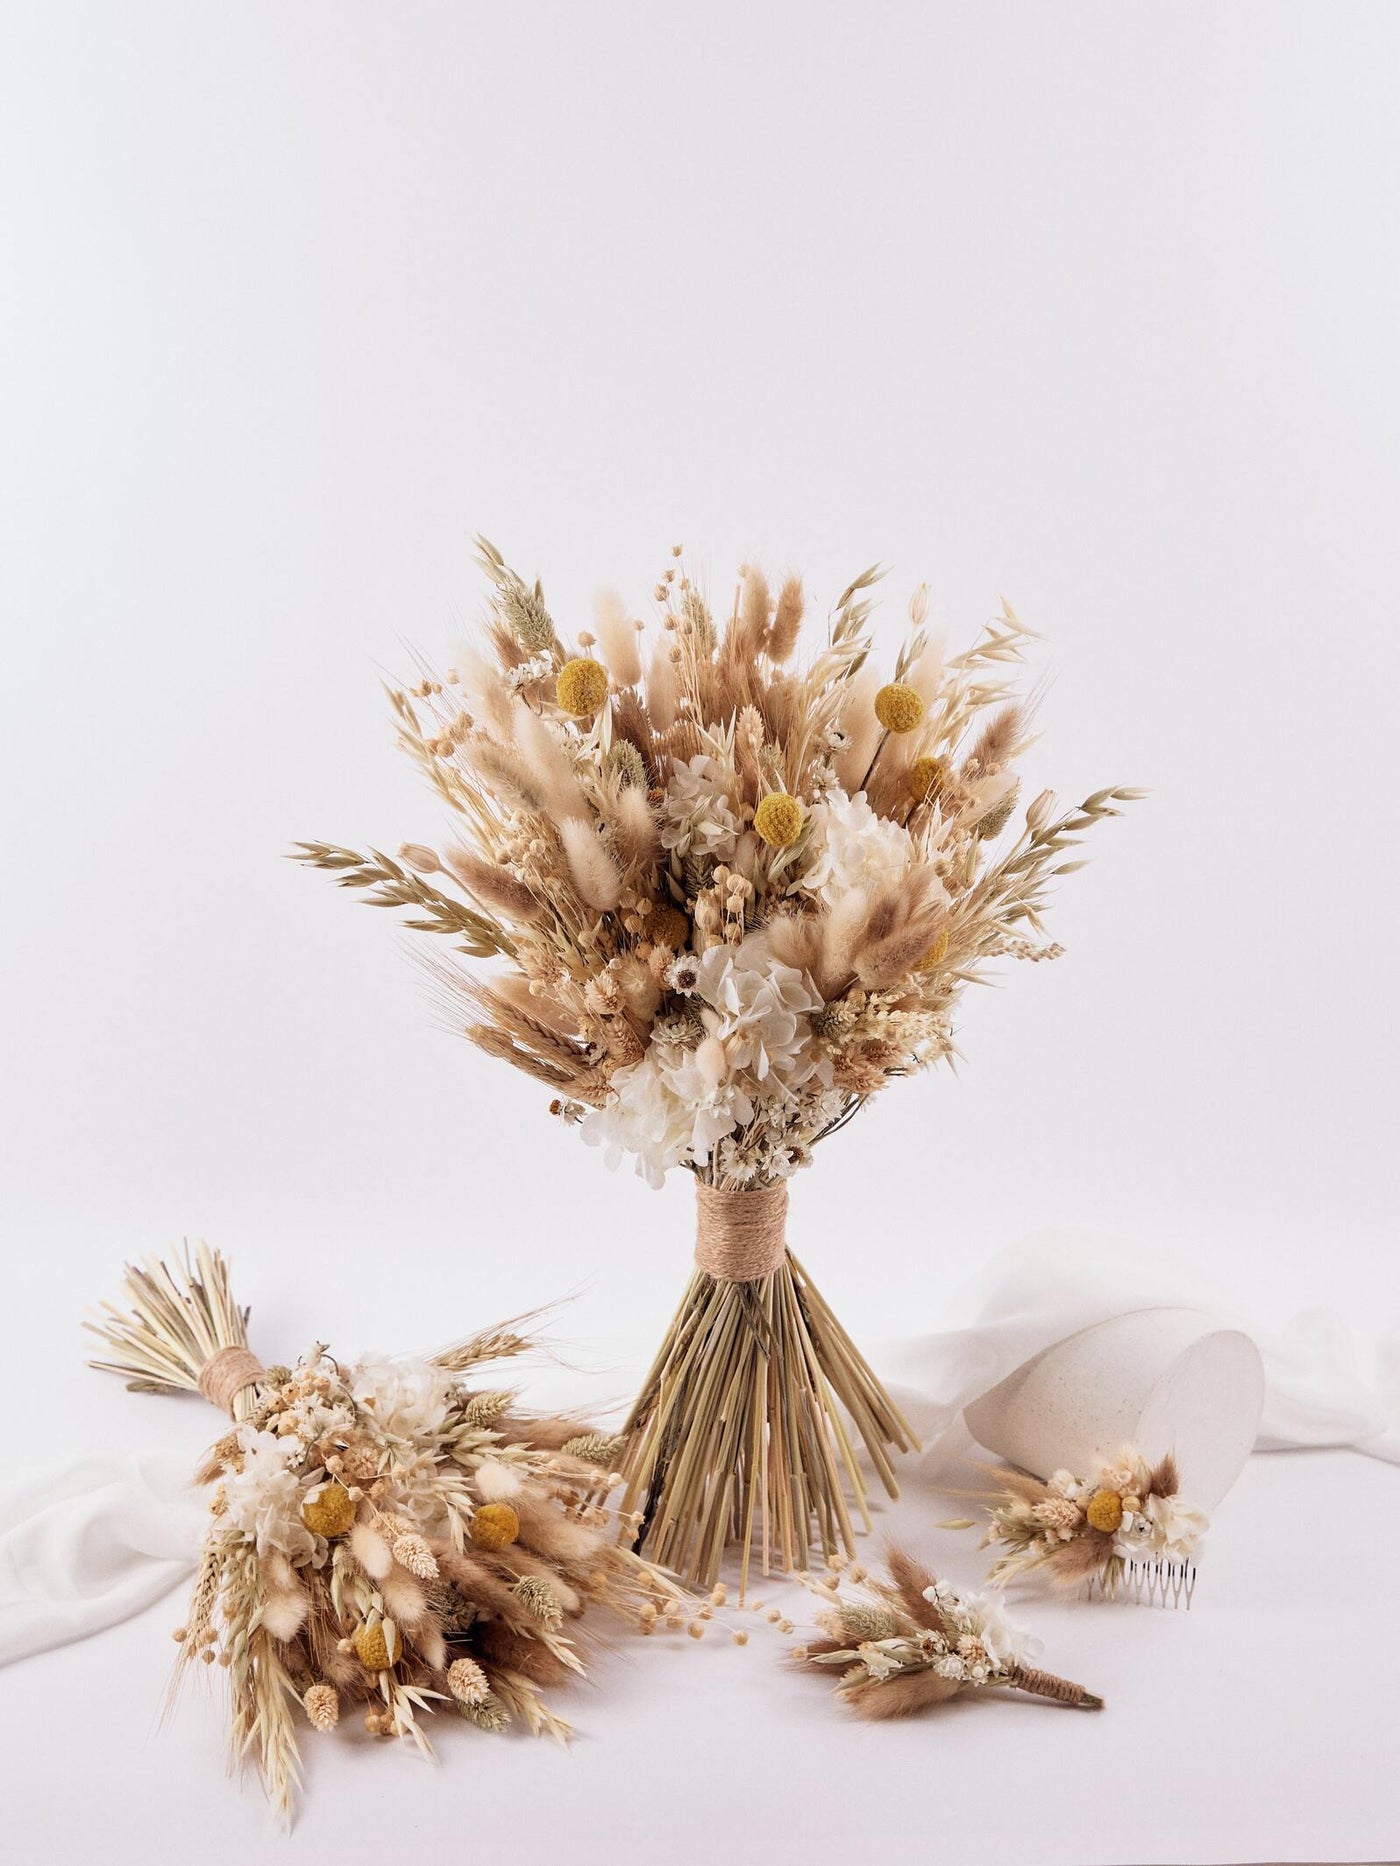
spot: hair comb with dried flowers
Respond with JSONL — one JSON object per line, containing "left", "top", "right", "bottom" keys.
{"left": 791, "top": 1548, "right": 1103, "bottom": 1718}
{"left": 955, "top": 1446, "right": 1208, "bottom": 1608}
{"left": 87, "top": 1244, "right": 708, "bottom": 1822}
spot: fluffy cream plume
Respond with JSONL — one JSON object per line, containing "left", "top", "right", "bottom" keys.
{"left": 350, "top": 1521, "right": 393, "bottom": 1580}
{"left": 966, "top": 701, "right": 1026, "bottom": 774}
{"left": 448, "top": 643, "right": 516, "bottom": 739}
{"left": 261, "top": 1586, "right": 308, "bottom": 1642}
{"left": 380, "top": 1569, "right": 427, "bottom": 1627}
{"left": 445, "top": 847, "right": 540, "bottom": 923}
{"left": 513, "top": 705, "right": 587, "bottom": 823}
{"left": 558, "top": 819, "right": 624, "bottom": 910}
{"left": 474, "top": 1459, "right": 524, "bottom": 1500}
{"left": 834, "top": 665, "right": 883, "bottom": 792}
{"left": 593, "top": 588, "right": 642, "bottom": 687}
{"left": 905, "top": 633, "right": 946, "bottom": 705}
{"left": 646, "top": 640, "right": 679, "bottom": 730}
{"left": 817, "top": 888, "right": 874, "bottom": 998}
{"left": 415, "top": 1623, "right": 447, "bottom": 1670}
{"left": 767, "top": 575, "right": 804, "bottom": 662}
{"left": 856, "top": 910, "right": 946, "bottom": 990}
{"left": 731, "top": 566, "right": 770, "bottom": 662}
{"left": 608, "top": 783, "right": 661, "bottom": 868}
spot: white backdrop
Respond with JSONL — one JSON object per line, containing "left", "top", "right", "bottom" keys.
{"left": 1, "top": 12, "right": 1398, "bottom": 1855}
{"left": 4, "top": 3, "right": 1396, "bottom": 1390}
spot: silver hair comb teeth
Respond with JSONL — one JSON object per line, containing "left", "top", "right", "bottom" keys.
{"left": 1086, "top": 1557, "right": 1198, "bottom": 1610}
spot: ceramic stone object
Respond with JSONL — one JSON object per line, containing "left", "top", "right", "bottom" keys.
{"left": 962, "top": 1306, "right": 1265, "bottom": 1510}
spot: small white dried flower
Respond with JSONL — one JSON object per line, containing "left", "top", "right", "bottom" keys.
{"left": 302, "top": 1683, "right": 339, "bottom": 1731}
{"left": 390, "top": 1531, "right": 439, "bottom": 1579}
{"left": 447, "top": 1656, "right": 490, "bottom": 1707}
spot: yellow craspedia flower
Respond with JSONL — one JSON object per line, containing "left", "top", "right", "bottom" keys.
{"left": 649, "top": 903, "right": 690, "bottom": 950}
{"left": 1086, "top": 1488, "right": 1124, "bottom": 1534}
{"left": 353, "top": 1620, "right": 400, "bottom": 1671}
{"left": 753, "top": 792, "right": 804, "bottom": 849}
{"left": 916, "top": 928, "right": 950, "bottom": 972}
{"left": 301, "top": 1481, "right": 355, "bottom": 1539}
{"left": 907, "top": 757, "right": 948, "bottom": 804}
{"left": 470, "top": 1502, "right": 521, "bottom": 1551}
{"left": 556, "top": 657, "right": 609, "bottom": 716}
{"left": 874, "top": 682, "right": 925, "bottom": 733}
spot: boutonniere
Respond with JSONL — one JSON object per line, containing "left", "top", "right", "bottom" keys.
{"left": 790, "top": 1549, "right": 1103, "bottom": 1718}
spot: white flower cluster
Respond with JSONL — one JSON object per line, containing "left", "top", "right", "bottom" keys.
{"left": 223, "top": 1428, "right": 322, "bottom": 1563}
{"left": 1047, "top": 1458, "right": 1208, "bottom": 1561}
{"left": 658, "top": 754, "right": 742, "bottom": 862}
{"left": 351, "top": 1355, "right": 454, "bottom": 1444}
{"left": 216, "top": 1350, "right": 458, "bottom": 1566}
{"left": 800, "top": 787, "right": 916, "bottom": 907}
{"left": 583, "top": 935, "right": 831, "bottom": 1187}
{"left": 917, "top": 1580, "right": 1038, "bottom": 1682}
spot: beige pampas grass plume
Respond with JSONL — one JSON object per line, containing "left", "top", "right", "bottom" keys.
{"left": 834, "top": 665, "right": 882, "bottom": 791}
{"left": 261, "top": 1587, "right": 309, "bottom": 1642}
{"left": 474, "top": 1459, "right": 524, "bottom": 1501}
{"left": 350, "top": 1521, "right": 393, "bottom": 1580}
{"left": 448, "top": 643, "right": 516, "bottom": 739}
{"left": 559, "top": 819, "right": 623, "bottom": 910}
{"left": 608, "top": 784, "right": 661, "bottom": 868}
{"left": 646, "top": 639, "right": 678, "bottom": 730}
{"left": 767, "top": 575, "right": 804, "bottom": 662}
{"left": 445, "top": 848, "right": 540, "bottom": 923}
{"left": 594, "top": 588, "right": 642, "bottom": 687}
{"left": 513, "top": 705, "right": 587, "bottom": 823}
{"left": 380, "top": 1570, "right": 428, "bottom": 1627}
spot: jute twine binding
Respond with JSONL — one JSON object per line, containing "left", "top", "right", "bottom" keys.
{"left": 1010, "top": 1664, "right": 1092, "bottom": 1706}
{"left": 694, "top": 1182, "right": 789, "bottom": 1282}
{"left": 197, "top": 1345, "right": 265, "bottom": 1416}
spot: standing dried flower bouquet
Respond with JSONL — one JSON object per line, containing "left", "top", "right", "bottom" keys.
{"left": 88, "top": 1244, "right": 692, "bottom": 1821}
{"left": 298, "top": 539, "right": 1136, "bottom": 1587}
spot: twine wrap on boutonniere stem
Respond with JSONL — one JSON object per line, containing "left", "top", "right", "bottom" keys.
{"left": 614, "top": 1177, "right": 918, "bottom": 1595}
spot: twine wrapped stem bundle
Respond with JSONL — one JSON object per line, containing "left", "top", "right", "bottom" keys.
{"left": 617, "top": 1182, "right": 918, "bottom": 1592}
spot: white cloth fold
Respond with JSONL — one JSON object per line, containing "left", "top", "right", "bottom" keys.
{"left": 0, "top": 1451, "right": 207, "bottom": 1667}
{"left": 3, "top": 1233, "right": 1395, "bottom": 1671}
{"left": 878, "top": 1232, "right": 1400, "bottom": 1475}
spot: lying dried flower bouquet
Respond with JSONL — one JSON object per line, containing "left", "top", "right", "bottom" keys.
{"left": 298, "top": 539, "right": 1136, "bottom": 1585}
{"left": 88, "top": 1245, "right": 695, "bottom": 1821}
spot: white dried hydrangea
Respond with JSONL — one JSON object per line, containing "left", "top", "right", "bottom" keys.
{"left": 351, "top": 1355, "right": 454, "bottom": 1444}
{"left": 222, "top": 1428, "right": 317, "bottom": 1563}
{"left": 657, "top": 754, "right": 741, "bottom": 862}
{"left": 799, "top": 786, "right": 915, "bottom": 907}
{"left": 584, "top": 936, "right": 829, "bottom": 1185}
